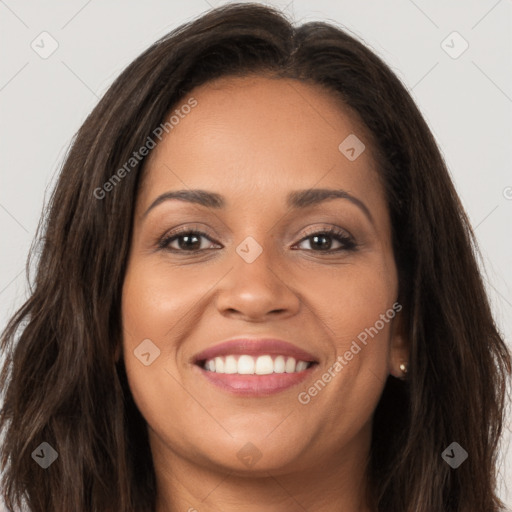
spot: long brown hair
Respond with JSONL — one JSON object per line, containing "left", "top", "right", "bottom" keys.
{"left": 1, "top": 3, "right": 510, "bottom": 511}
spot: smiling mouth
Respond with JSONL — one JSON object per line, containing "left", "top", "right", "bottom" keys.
{"left": 194, "top": 355, "right": 318, "bottom": 396}
{"left": 197, "top": 354, "right": 315, "bottom": 374}
{"left": 192, "top": 337, "right": 319, "bottom": 395}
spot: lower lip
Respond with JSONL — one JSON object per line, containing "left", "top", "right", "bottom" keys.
{"left": 196, "top": 365, "right": 317, "bottom": 396}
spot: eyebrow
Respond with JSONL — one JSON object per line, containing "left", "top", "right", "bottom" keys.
{"left": 142, "top": 188, "right": 374, "bottom": 224}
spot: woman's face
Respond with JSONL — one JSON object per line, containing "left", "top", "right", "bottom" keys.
{"left": 121, "top": 75, "right": 407, "bottom": 477}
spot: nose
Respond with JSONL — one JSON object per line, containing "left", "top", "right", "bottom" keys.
{"left": 214, "top": 243, "right": 301, "bottom": 322}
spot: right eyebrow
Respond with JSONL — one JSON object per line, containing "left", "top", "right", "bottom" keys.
{"left": 142, "top": 190, "right": 225, "bottom": 218}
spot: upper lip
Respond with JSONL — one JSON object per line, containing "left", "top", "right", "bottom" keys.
{"left": 193, "top": 338, "right": 318, "bottom": 364}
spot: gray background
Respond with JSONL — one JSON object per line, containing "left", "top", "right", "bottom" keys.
{"left": 1, "top": 0, "right": 511, "bottom": 509}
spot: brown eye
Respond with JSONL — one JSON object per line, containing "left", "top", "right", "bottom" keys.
{"left": 159, "top": 230, "right": 220, "bottom": 252}
{"left": 294, "top": 228, "right": 357, "bottom": 252}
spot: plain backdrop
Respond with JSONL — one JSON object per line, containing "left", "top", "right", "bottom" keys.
{"left": 1, "top": 0, "right": 511, "bottom": 510}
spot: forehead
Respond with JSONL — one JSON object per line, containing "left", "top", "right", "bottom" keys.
{"left": 139, "top": 75, "right": 385, "bottom": 215}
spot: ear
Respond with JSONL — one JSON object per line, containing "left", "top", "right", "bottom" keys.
{"left": 388, "top": 303, "right": 409, "bottom": 379}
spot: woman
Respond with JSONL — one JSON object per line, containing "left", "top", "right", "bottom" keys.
{"left": 1, "top": 3, "right": 510, "bottom": 511}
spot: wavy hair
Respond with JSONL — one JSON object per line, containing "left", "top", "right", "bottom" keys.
{"left": 1, "top": 3, "right": 510, "bottom": 511}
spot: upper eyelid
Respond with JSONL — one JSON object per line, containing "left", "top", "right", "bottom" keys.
{"left": 164, "top": 225, "right": 351, "bottom": 240}
{"left": 298, "top": 225, "right": 352, "bottom": 239}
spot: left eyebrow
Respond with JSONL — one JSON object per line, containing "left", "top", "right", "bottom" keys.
{"left": 287, "top": 188, "right": 374, "bottom": 225}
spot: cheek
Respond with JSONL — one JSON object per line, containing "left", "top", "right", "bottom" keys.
{"left": 305, "top": 257, "right": 397, "bottom": 344}
{"left": 120, "top": 257, "right": 226, "bottom": 396}
{"left": 333, "top": 268, "right": 394, "bottom": 356}
{"left": 305, "top": 261, "right": 396, "bottom": 398}
{"left": 120, "top": 260, "right": 199, "bottom": 438}
{"left": 121, "top": 258, "right": 213, "bottom": 345}
{"left": 296, "top": 259, "right": 396, "bottom": 411}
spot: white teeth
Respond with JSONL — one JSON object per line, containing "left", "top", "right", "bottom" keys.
{"left": 285, "top": 357, "right": 296, "bottom": 373}
{"left": 254, "top": 355, "right": 273, "bottom": 375}
{"left": 238, "top": 355, "right": 255, "bottom": 374}
{"left": 296, "top": 360, "right": 309, "bottom": 372}
{"left": 224, "top": 355, "right": 237, "bottom": 374}
{"left": 214, "top": 356, "right": 224, "bottom": 373}
{"left": 202, "top": 354, "right": 312, "bottom": 374}
{"left": 274, "top": 355, "right": 285, "bottom": 373}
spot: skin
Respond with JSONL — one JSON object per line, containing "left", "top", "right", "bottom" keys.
{"left": 121, "top": 75, "right": 409, "bottom": 512}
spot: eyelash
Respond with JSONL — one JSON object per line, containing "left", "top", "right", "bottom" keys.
{"left": 157, "top": 226, "right": 357, "bottom": 254}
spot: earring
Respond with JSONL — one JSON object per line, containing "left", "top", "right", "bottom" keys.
{"left": 399, "top": 362, "right": 409, "bottom": 375}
